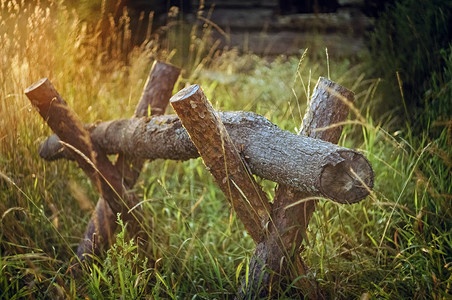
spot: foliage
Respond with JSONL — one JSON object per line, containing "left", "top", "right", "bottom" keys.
{"left": 368, "top": 0, "right": 452, "bottom": 128}
{"left": 84, "top": 215, "right": 152, "bottom": 298}
{"left": 0, "top": 0, "right": 451, "bottom": 299}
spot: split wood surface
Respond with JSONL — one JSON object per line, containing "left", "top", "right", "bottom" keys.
{"left": 38, "top": 112, "right": 373, "bottom": 205}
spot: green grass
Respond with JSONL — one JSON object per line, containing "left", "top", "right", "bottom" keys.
{"left": 368, "top": 0, "right": 452, "bottom": 128}
{"left": 1, "top": 0, "right": 451, "bottom": 299}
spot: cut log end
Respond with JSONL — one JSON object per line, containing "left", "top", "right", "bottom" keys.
{"left": 170, "top": 84, "right": 200, "bottom": 102}
{"left": 24, "top": 78, "right": 66, "bottom": 113}
{"left": 320, "top": 150, "right": 374, "bottom": 204}
{"left": 24, "top": 78, "right": 48, "bottom": 94}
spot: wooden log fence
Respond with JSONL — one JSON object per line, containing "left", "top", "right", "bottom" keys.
{"left": 38, "top": 112, "right": 372, "bottom": 204}
{"left": 239, "top": 77, "right": 358, "bottom": 299}
{"left": 25, "top": 67, "right": 374, "bottom": 298}
{"left": 76, "top": 61, "right": 181, "bottom": 258}
{"left": 25, "top": 62, "right": 181, "bottom": 261}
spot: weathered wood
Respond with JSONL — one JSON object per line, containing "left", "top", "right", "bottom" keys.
{"left": 39, "top": 111, "right": 373, "bottom": 204}
{"left": 170, "top": 85, "right": 271, "bottom": 243}
{"left": 300, "top": 77, "right": 355, "bottom": 142}
{"left": 76, "top": 62, "right": 181, "bottom": 258}
{"left": 76, "top": 199, "right": 117, "bottom": 257}
{"left": 117, "top": 61, "right": 180, "bottom": 187}
{"left": 134, "top": 61, "right": 180, "bottom": 117}
{"left": 240, "top": 187, "right": 317, "bottom": 299}
{"left": 25, "top": 79, "right": 135, "bottom": 220}
{"left": 27, "top": 75, "right": 374, "bottom": 299}
{"left": 243, "top": 77, "right": 358, "bottom": 299}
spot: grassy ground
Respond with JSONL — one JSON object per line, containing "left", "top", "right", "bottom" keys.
{"left": 1, "top": 1, "right": 451, "bottom": 299}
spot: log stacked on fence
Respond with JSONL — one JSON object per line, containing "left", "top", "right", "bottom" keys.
{"left": 39, "top": 112, "right": 372, "bottom": 204}
{"left": 26, "top": 68, "right": 374, "bottom": 299}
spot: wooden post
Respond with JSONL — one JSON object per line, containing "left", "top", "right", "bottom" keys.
{"left": 170, "top": 85, "right": 271, "bottom": 243}
{"left": 119, "top": 61, "right": 181, "bottom": 187}
{"left": 134, "top": 62, "right": 180, "bottom": 117}
{"left": 25, "top": 78, "right": 134, "bottom": 219}
{"left": 241, "top": 77, "right": 360, "bottom": 299}
{"left": 76, "top": 61, "right": 180, "bottom": 258}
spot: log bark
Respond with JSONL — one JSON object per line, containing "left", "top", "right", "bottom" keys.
{"left": 134, "top": 61, "right": 180, "bottom": 117}
{"left": 39, "top": 112, "right": 373, "bottom": 204}
{"left": 25, "top": 78, "right": 135, "bottom": 219}
{"left": 170, "top": 85, "right": 271, "bottom": 243}
{"left": 76, "top": 61, "right": 180, "bottom": 258}
{"left": 76, "top": 199, "right": 117, "bottom": 258}
{"left": 242, "top": 77, "right": 359, "bottom": 299}
{"left": 119, "top": 61, "right": 181, "bottom": 187}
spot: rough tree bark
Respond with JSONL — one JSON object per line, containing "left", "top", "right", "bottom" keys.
{"left": 170, "top": 85, "right": 271, "bottom": 243}
{"left": 24, "top": 78, "right": 136, "bottom": 225}
{"left": 118, "top": 61, "right": 181, "bottom": 187}
{"left": 76, "top": 62, "right": 180, "bottom": 258}
{"left": 39, "top": 111, "right": 373, "bottom": 205}
{"left": 242, "top": 77, "right": 362, "bottom": 299}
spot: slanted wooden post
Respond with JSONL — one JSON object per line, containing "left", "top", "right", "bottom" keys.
{"left": 24, "top": 78, "right": 136, "bottom": 226}
{"left": 241, "top": 77, "right": 365, "bottom": 299}
{"left": 170, "top": 85, "right": 271, "bottom": 243}
{"left": 118, "top": 61, "right": 181, "bottom": 188}
{"left": 76, "top": 61, "right": 180, "bottom": 258}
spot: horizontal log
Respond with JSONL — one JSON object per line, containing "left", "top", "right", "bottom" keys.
{"left": 39, "top": 112, "right": 373, "bottom": 203}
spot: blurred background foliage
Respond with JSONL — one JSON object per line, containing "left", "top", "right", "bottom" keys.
{"left": 368, "top": 0, "right": 452, "bottom": 132}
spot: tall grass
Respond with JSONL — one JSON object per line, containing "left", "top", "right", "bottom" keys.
{"left": 1, "top": 0, "right": 451, "bottom": 298}
{"left": 368, "top": 0, "right": 452, "bottom": 128}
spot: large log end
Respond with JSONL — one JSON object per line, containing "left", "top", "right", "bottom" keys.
{"left": 320, "top": 150, "right": 374, "bottom": 204}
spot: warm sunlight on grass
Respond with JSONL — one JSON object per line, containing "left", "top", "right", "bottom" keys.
{"left": 1, "top": 0, "right": 451, "bottom": 298}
